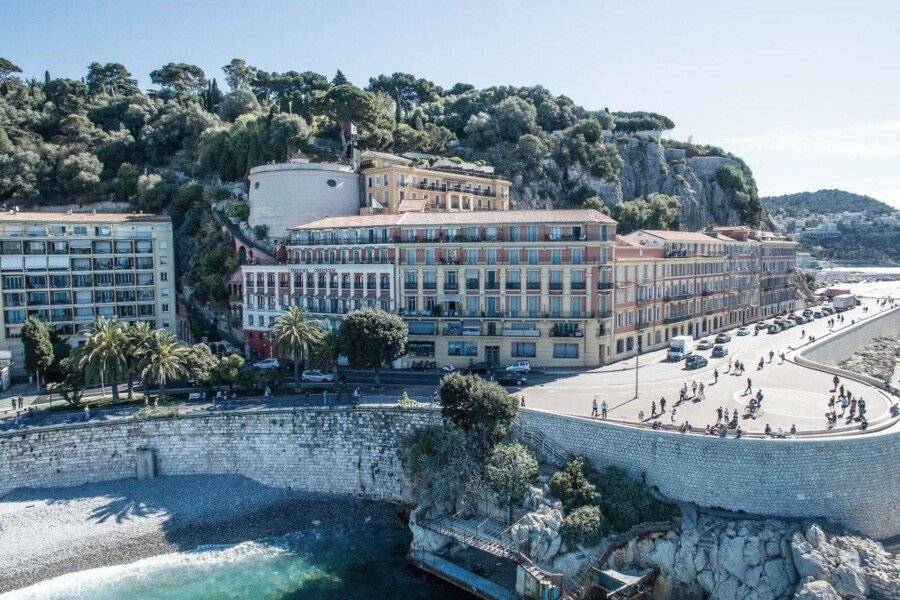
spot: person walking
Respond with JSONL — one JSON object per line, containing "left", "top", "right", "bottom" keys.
{"left": 716, "top": 406, "right": 723, "bottom": 422}
{"left": 746, "top": 377, "right": 752, "bottom": 394}
{"left": 691, "top": 380, "right": 697, "bottom": 397}
{"left": 660, "top": 397, "right": 667, "bottom": 414}
{"left": 670, "top": 407, "right": 677, "bottom": 423}
{"left": 591, "top": 397, "right": 599, "bottom": 418}
{"left": 713, "top": 368, "right": 719, "bottom": 384}
{"left": 651, "top": 400, "right": 657, "bottom": 416}
{"left": 601, "top": 399, "right": 608, "bottom": 419}
{"left": 698, "top": 382, "right": 706, "bottom": 401}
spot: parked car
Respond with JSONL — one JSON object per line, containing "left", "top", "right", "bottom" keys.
{"left": 755, "top": 321, "right": 770, "bottom": 331}
{"left": 812, "top": 310, "right": 825, "bottom": 318}
{"left": 301, "top": 370, "right": 334, "bottom": 383}
{"left": 696, "top": 338, "right": 714, "bottom": 350}
{"left": 494, "top": 372, "right": 527, "bottom": 386}
{"left": 736, "top": 327, "right": 750, "bottom": 336}
{"left": 505, "top": 360, "right": 531, "bottom": 374}
{"left": 440, "top": 364, "right": 456, "bottom": 373}
{"left": 802, "top": 309, "right": 813, "bottom": 317}
{"left": 712, "top": 344, "right": 729, "bottom": 357}
{"left": 464, "top": 362, "right": 496, "bottom": 375}
{"left": 685, "top": 355, "right": 708, "bottom": 369}
{"left": 768, "top": 324, "right": 781, "bottom": 334}
{"left": 253, "top": 358, "right": 280, "bottom": 370}
{"left": 715, "top": 333, "right": 731, "bottom": 343}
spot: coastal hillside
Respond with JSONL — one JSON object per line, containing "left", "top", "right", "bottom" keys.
{"left": 0, "top": 56, "right": 763, "bottom": 308}
{"left": 763, "top": 189, "right": 894, "bottom": 216}
{"left": 764, "top": 189, "right": 900, "bottom": 265}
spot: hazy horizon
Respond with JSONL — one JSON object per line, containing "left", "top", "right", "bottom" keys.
{"left": 3, "top": 0, "right": 898, "bottom": 207}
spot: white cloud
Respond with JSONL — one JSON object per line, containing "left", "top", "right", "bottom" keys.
{"left": 719, "top": 121, "right": 900, "bottom": 158}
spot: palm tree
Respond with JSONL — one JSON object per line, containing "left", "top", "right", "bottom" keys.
{"left": 125, "top": 321, "right": 154, "bottom": 400}
{"left": 138, "top": 329, "right": 190, "bottom": 403}
{"left": 271, "top": 307, "right": 324, "bottom": 386}
{"left": 78, "top": 317, "right": 128, "bottom": 402}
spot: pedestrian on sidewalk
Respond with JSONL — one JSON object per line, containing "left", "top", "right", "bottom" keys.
{"left": 650, "top": 400, "right": 657, "bottom": 417}
{"left": 601, "top": 399, "right": 608, "bottom": 419}
{"left": 591, "top": 397, "right": 598, "bottom": 418}
{"left": 698, "top": 383, "right": 705, "bottom": 401}
{"left": 746, "top": 378, "right": 752, "bottom": 394}
{"left": 713, "top": 368, "right": 719, "bottom": 384}
{"left": 660, "top": 397, "right": 666, "bottom": 414}
{"left": 670, "top": 407, "right": 677, "bottom": 423}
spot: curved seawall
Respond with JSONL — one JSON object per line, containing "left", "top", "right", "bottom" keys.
{"left": 0, "top": 407, "right": 441, "bottom": 501}
{"left": 518, "top": 409, "right": 900, "bottom": 540}
{"left": 798, "top": 306, "right": 900, "bottom": 388}
{"left": 3, "top": 405, "right": 898, "bottom": 540}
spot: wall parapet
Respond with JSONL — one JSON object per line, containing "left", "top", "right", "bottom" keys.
{"left": 516, "top": 408, "right": 900, "bottom": 541}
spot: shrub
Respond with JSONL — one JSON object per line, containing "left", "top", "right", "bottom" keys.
{"left": 439, "top": 373, "right": 518, "bottom": 440}
{"left": 253, "top": 224, "right": 268, "bottom": 240}
{"left": 225, "top": 201, "right": 250, "bottom": 222}
{"left": 548, "top": 456, "right": 600, "bottom": 509}
{"left": 486, "top": 442, "right": 538, "bottom": 507}
{"left": 398, "top": 391, "right": 419, "bottom": 408}
{"left": 402, "top": 426, "right": 489, "bottom": 508}
{"left": 597, "top": 467, "right": 680, "bottom": 531}
{"left": 560, "top": 505, "right": 608, "bottom": 545}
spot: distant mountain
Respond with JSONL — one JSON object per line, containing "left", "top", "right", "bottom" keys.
{"left": 762, "top": 189, "right": 894, "bottom": 216}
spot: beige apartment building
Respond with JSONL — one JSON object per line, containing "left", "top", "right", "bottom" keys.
{"left": 360, "top": 151, "right": 512, "bottom": 213}
{"left": 0, "top": 211, "right": 176, "bottom": 375}
{"left": 243, "top": 209, "right": 617, "bottom": 367}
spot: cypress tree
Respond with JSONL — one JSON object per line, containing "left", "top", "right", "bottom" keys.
{"left": 22, "top": 316, "right": 54, "bottom": 387}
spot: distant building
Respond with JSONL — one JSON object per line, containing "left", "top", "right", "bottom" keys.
{"left": 0, "top": 211, "right": 176, "bottom": 376}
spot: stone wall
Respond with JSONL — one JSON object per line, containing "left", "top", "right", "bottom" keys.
{"left": 0, "top": 407, "right": 441, "bottom": 500}
{"left": 800, "top": 307, "right": 900, "bottom": 377}
{"left": 518, "top": 409, "right": 900, "bottom": 541}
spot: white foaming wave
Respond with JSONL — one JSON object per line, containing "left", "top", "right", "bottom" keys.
{"left": 2, "top": 541, "right": 291, "bottom": 600}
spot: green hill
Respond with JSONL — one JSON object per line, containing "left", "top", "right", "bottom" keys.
{"left": 763, "top": 189, "right": 893, "bottom": 216}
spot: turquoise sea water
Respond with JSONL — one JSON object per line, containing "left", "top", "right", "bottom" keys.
{"left": 3, "top": 524, "right": 472, "bottom": 600}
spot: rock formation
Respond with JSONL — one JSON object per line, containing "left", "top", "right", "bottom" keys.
{"left": 604, "top": 517, "right": 899, "bottom": 600}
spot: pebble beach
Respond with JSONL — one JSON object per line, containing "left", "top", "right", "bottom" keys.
{"left": 0, "top": 475, "right": 401, "bottom": 594}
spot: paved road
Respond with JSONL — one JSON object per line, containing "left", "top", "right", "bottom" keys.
{"left": 518, "top": 299, "right": 896, "bottom": 434}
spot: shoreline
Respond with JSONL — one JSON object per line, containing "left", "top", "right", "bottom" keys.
{"left": 0, "top": 475, "right": 407, "bottom": 593}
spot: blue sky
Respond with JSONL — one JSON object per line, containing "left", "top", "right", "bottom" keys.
{"left": 3, "top": 0, "right": 899, "bottom": 206}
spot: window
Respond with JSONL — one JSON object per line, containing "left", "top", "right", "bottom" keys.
{"left": 527, "top": 226, "right": 539, "bottom": 242}
{"left": 486, "top": 249, "right": 497, "bottom": 265}
{"left": 572, "top": 248, "right": 583, "bottom": 264}
{"left": 405, "top": 296, "right": 417, "bottom": 312}
{"left": 553, "top": 343, "right": 579, "bottom": 358}
{"left": 528, "top": 249, "right": 539, "bottom": 264}
{"left": 448, "top": 341, "right": 477, "bottom": 356}
{"left": 467, "top": 248, "right": 478, "bottom": 264}
{"left": 160, "top": 272, "right": 168, "bottom": 281}
{"left": 161, "top": 303, "right": 169, "bottom": 313}
{"left": 509, "top": 226, "right": 520, "bottom": 242}
{"left": 508, "top": 248, "right": 519, "bottom": 264}
{"left": 511, "top": 342, "right": 536, "bottom": 358}
{"left": 406, "top": 249, "right": 416, "bottom": 265}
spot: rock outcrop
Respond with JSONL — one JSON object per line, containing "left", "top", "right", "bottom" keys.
{"left": 604, "top": 516, "right": 899, "bottom": 600}
{"left": 507, "top": 486, "right": 565, "bottom": 564}
{"left": 525, "top": 130, "right": 746, "bottom": 229}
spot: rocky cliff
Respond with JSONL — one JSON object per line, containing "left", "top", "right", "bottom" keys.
{"left": 516, "top": 131, "right": 750, "bottom": 230}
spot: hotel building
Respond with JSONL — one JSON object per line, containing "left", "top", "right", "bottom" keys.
{"left": 243, "top": 209, "right": 617, "bottom": 367}
{"left": 361, "top": 152, "right": 512, "bottom": 213}
{"left": 0, "top": 212, "right": 176, "bottom": 374}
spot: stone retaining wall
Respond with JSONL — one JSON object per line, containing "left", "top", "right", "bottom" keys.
{"left": 518, "top": 409, "right": 900, "bottom": 541}
{"left": 0, "top": 407, "right": 442, "bottom": 500}
{"left": 3, "top": 405, "right": 898, "bottom": 542}
{"left": 800, "top": 307, "right": 900, "bottom": 384}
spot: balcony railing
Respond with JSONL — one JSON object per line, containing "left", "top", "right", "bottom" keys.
{"left": 597, "top": 281, "right": 614, "bottom": 290}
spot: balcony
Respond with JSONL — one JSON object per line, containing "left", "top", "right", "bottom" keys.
{"left": 526, "top": 282, "right": 541, "bottom": 290}
{"left": 484, "top": 281, "right": 499, "bottom": 290}
{"left": 597, "top": 281, "right": 614, "bottom": 290}
{"left": 465, "top": 280, "right": 480, "bottom": 290}
{"left": 664, "top": 292, "right": 691, "bottom": 301}
{"left": 505, "top": 281, "right": 521, "bottom": 290}
{"left": 550, "top": 325, "right": 584, "bottom": 338}
{"left": 502, "top": 327, "right": 540, "bottom": 337}
{"left": 571, "top": 281, "right": 586, "bottom": 290}
{"left": 597, "top": 310, "right": 613, "bottom": 319}
{"left": 664, "top": 314, "right": 689, "bottom": 324}
{"left": 549, "top": 282, "right": 563, "bottom": 291}
{"left": 423, "top": 282, "right": 437, "bottom": 290}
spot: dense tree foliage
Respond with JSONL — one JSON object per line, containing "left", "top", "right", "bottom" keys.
{"left": 337, "top": 308, "right": 407, "bottom": 384}
{"left": 612, "top": 193, "right": 681, "bottom": 234}
{"left": 439, "top": 373, "right": 518, "bottom": 442}
{"left": 22, "top": 316, "right": 53, "bottom": 385}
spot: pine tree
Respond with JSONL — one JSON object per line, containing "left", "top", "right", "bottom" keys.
{"left": 332, "top": 70, "right": 349, "bottom": 85}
